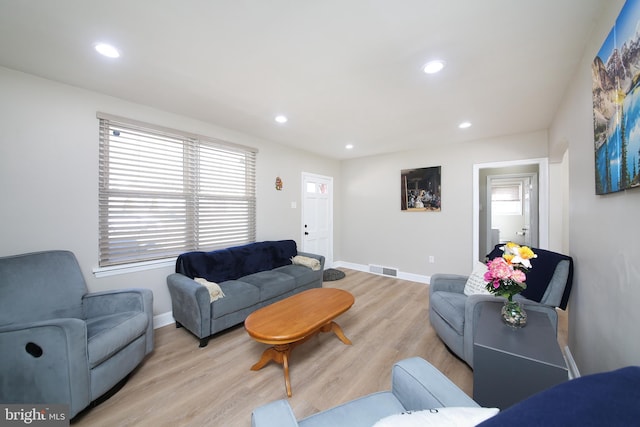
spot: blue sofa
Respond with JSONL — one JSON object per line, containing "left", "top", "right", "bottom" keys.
{"left": 166, "top": 240, "right": 324, "bottom": 347}
{"left": 252, "top": 357, "right": 640, "bottom": 427}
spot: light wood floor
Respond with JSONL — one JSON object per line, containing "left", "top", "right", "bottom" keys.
{"left": 73, "top": 269, "right": 567, "bottom": 426}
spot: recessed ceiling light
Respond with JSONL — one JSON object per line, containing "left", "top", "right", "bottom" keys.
{"left": 274, "top": 115, "right": 288, "bottom": 124}
{"left": 94, "top": 43, "right": 120, "bottom": 58}
{"left": 459, "top": 121, "right": 472, "bottom": 129}
{"left": 423, "top": 60, "right": 445, "bottom": 74}
{"left": 345, "top": 144, "right": 354, "bottom": 150}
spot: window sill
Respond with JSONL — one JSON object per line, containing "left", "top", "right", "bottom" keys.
{"left": 93, "top": 258, "right": 176, "bottom": 278}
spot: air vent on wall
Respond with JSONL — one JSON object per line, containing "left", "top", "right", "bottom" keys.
{"left": 369, "top": 264, "right": 398, "bottom": 277}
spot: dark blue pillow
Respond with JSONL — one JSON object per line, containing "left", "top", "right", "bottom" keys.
{"left": 478, "top": 366, "right": 640, "bottom": 427}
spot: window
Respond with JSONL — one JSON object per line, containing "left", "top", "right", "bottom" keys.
{"left": 491, "top": 183, "right": 522, "bottom": 215}
{"left": 97, "top": 113, "right": 257, "bottom": 267}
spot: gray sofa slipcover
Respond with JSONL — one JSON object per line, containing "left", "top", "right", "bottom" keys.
{"left": 0, "top": 250, "right": 154, "bottom": 419}
{"left": 251, "top": 357, "right": 481, "bottom": 427}
{"left": 166, "top": 240, "right": 324, "bottom": 347}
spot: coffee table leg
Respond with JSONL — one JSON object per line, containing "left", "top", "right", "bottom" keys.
{"left": 250, "top": 344, "right": 294, "bottom": 397}
{"left": 282, "top": 350, "right": 292, "bottom": 397}
{"left": 321, "top": 321, "right": 353, "bottom": 345}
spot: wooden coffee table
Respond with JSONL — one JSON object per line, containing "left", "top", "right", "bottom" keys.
{"left": 244, "top": 287, "right": 354, "bottom": 397}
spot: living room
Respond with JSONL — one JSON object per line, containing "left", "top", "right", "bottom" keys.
{"left": 1, "top": 0, "right": 639, "bottom": 425}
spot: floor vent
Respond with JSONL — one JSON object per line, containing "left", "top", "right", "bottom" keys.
{"left": 369, "top": 264, "right": 398, "bottom": 277}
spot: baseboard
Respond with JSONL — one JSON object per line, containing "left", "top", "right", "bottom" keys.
{"left": 332, "top": 260, "right": 429, "bottom": 284}
{"left": 563, "top": 345, "right": 581, "bottom": 379}
{"left": 153, "top": 311, "right": 175, "bottom": 329}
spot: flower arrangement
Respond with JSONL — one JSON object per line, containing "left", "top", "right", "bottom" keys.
{"left": 484, "top": 242, "right": 537, "bottom": 302}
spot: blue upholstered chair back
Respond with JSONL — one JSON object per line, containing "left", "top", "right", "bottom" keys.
{"left": 486, "top": 244, "right": 574, "bottom": 309}
{"left": 0, "top": 250, "right": 87, "bottom": 325}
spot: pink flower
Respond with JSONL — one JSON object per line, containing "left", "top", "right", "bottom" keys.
{"left": 484, "top": 257, "right": 513, "bottom": 281}
{"left": 511, "top": 269, "right": 526, "bottom": 283}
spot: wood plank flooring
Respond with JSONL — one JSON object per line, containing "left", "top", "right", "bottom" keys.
{"left": 72, "top": 269, "right": 567, "bottom": 426}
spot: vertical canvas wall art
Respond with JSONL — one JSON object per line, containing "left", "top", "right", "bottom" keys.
{"left": 592, "top": 0, "right": 640, "bottom": 194}
{"left": 401, "top": 166, "right": 441, "bottom": 211}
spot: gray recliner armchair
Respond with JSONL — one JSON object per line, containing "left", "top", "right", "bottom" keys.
{"left": 429, "top": 246, "right": 573, "bottom": 368}
{"left": 0, "top": 250, "right": 154, "bottom": 418}
{"left": 252, "top": 357, "right": 482, "bottom": 427}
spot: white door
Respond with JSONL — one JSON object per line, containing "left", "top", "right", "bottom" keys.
{"left": 302, "top": 173, "right": 333, "bottom": 266}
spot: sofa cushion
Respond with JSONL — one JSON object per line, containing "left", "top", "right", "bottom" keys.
{"left": 273, "top": 264, "right": 320, "bottom": 285}
{"left": 373, "top": 407, "right": 499, "bottom": 427}
{"left": 212, "top": 280, "right": 261, "bottom": 318}
{"left": 430, "top": 292, "right": 466, "bottom": 335}
{"left": 86, "top": 311, "right": 148, "bottom": 368}
{"left": 240, "top": 271, "right": 296, "bottom": 300}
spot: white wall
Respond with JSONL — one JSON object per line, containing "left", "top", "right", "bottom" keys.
{"left": 0, "top": 67, "right": 340, "bottom": 317}
{"left": 550, "top": 0, "right": 640, "bottom": 374}
{"left": 339, "top": 130, "right": 549, "bottom": 277}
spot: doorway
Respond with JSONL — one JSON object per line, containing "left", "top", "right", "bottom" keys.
{"left": 486, "top": 173, "right": 538, "bottom": 250}
{"left": 473, "top": 159, "right": 549, "bottom": 264}
{"left": 301, "top": 172, "right": 333, "bottom": 266}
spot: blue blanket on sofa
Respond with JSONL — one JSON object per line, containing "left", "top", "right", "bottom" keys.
{"left": 176, "top": 240, "right": 298, "bottom": 283}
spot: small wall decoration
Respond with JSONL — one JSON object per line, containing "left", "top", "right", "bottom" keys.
{"left": 275, "top": 176, "right": 283, "bottom": 191}
{"left": 592, "top": 0, "right": 640, "bottom": 194}
{"left": 401, "top": 166, "right": 441, "bottom": 211}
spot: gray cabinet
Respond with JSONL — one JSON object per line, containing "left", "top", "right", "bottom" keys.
{"left": 473, "top": 302, "right": 568, "bottom": 409}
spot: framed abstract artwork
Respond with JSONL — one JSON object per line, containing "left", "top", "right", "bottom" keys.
{"left": 592, "top": 0, "right": 640, "bottom": 194}
{"left": 401, "top": 166, "right": 441, "bottom": 211}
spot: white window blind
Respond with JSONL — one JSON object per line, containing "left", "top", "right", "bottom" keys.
{"left": 491, "top": 184, "right": 522, "bottom": 215}
{"left": 98, "top": 113, "right": 257, "bottom": 267}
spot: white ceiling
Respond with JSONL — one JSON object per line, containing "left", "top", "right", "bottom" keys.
{"left": 0, "top": 0, "right": 605, "bottom": 159}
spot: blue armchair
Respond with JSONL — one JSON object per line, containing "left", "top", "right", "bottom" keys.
{"left": 251, "top": 357, "right": 481, "bottom": 427}
{"left": 0, "top": 250, "right": 154, "bottom": 418}
{"left": 429, "top": 246, "right": 573, "bottom": 367}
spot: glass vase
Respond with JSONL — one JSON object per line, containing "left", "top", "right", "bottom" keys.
{"left": 501, "top": 300, "right": 527, "bottom": 328}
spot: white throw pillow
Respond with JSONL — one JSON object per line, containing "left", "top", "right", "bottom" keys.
{"left": 194, "top": 277, "right": 226, "bottom": 302}
{"left": 463, "top": 261, "right": 491, "bottom": 296}
{"left": 373, "top": 407, "right": 499, "bottom": 427}
{"left": 291, "top": 255, "right": 321, "bottom": 271}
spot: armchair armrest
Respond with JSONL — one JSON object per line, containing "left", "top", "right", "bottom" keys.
{"left": 166, "top": 273, "right": 211, "bottom": 340}
{"left": 251, "top": 399, "right": 299, "bottom": 427}
{"left": 0, "top": 318, "right": 91, "bottom": 416}
{"left": 83, "top": 288, "right": 154, "bottom": 354}
{"left": 391, "top": 357, "right": 479, "bottom": 410}
{"left": 429, "top": 274, "right": 468, "bottom": 297}
{"left": 297, "top": 251, "right": 325, "bottom": 270}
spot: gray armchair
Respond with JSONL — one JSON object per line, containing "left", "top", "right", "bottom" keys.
{"left": 0, "top": 250, "right": 154, "bottom": 418}
{"left": 251, "top": 357, "right": 481, "bottom": 427}
{"left": 429, "top": 246, "right": 573, "bottom": 368}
